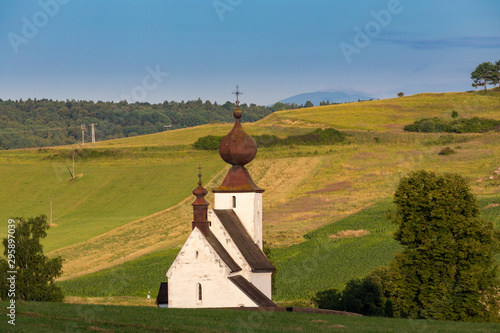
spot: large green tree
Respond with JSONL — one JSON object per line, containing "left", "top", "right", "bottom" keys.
{"left": 0, "top": 215, "right": 64, "bottom": 302}
{"left": 471, "top": 62, "right": 499, "bottom": 90}
{"left": 389, "top": 171, "right": 499, "bottom": 321}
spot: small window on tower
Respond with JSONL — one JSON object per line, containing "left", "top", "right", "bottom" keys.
{"left": 232, "top": 196, "right": 236, "bottom": 208}
{"left": 195, "top": 251, "right": 199, "bottom": 258}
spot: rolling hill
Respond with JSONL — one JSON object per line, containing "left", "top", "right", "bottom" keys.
{"left": 278, "top": 91, "right": 373, "bottom": 106}
{"left": 1, "top": 89, "right": 499, "bottom": 302}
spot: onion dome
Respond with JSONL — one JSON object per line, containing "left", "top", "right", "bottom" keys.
{"left": 213, "top": 88, "right": 264, "bottom": 193}
{"left": 219, "top": 105, "right": 257, "bottom": 166}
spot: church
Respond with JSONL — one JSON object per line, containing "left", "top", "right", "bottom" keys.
{"left": 165, "top": 94, "right": 277, "bottom": 308}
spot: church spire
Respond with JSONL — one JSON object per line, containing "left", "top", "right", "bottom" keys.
{"left": 192, "top": 166, "right": 210, "bottom": 235}
{"left": 213, "top": 86, "right": 263, "bottom": 193}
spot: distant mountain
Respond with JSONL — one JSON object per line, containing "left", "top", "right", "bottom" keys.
{"left": 278, "top": 91, "right": 374, "bottom": 106}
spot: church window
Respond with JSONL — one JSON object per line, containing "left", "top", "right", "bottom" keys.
{"left": 197, "top": 283, "right": 202, "bottom": 302}
{"left": 232, "top": 196, "right": 236, "bottom": 208}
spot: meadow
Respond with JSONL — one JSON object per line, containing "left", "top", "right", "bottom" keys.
{"left": 1, "top": 89, "right": 499, "bottom": 309}
{"left": 1, "top": 301, "right": 500, "bottom": 333}
{"left": 261, "top": 89, "right": 500, "bottom": 131}
{"left": 58, "top": 197, "right": 500, "bottom": 302}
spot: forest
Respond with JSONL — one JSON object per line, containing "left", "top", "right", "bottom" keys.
{"left": 0, "top": 98, "right": 305, "bottom": 150}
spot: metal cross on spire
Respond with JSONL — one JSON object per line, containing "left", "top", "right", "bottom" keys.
{"left": 197, "top": 165, "right": 203, "bottom": 184}
{"left": 232, "top": 85, "right": 243, "bottom": 106}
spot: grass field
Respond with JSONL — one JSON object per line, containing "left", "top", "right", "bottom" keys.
{"left": 57, "top": 197, "right": 500, "bottom": 302}
{"left": 260, "top": 88, "right": 500, "bottom": 131}
{"left": 1, "top": 301, "right": 500, "bottom": 333}
{"left": 0, "top": 147, "right": 226, "bottom": 252}
{"left": 1, "top": 89, "right": 500, "bottom": 306}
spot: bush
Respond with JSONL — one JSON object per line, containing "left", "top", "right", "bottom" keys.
{"left": 193, "top": 135, "right": 223, "bottom": 150}
{"left": 342, "top": 277, "right": 384, "bottom": 316}
{"left": 312, "top": 288, "right": 342, "bottom": 310}
{"left": 283, "top": 128, "right": 346, "bottom": 146}
{"left": 451, "top": 110, "right": 459, "bottom": 118}
{"left": 253, "top": 134, "right": 281, "bottom": 147}
{"left": 438, "top": 147, "right": 456, "bottom": 155}
{"left": 313, "top": 276, "right": 384, "bottom": 316}
{"left": 404, "top": 117, "right": 500, "bottom": 133}
{"left": 418, "top": 120, "right": 436, "bottom": 133}
{"left": 384, "top": 299, "right": 394, "bottom": 318}
{"left": 195, "top": 128, "right": 346, "bottom": 150}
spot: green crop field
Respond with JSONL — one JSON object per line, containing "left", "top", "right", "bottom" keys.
{"left": 2, "top": 301, "right": 500, "bottom": 333}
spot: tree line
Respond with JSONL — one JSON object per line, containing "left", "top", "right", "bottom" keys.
{"left": 0, "top": 98, "right": 310, "bottom": 150}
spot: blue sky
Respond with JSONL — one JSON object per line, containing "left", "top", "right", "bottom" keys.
{"left": 1, "top": 0, "right": 499, "bottom": 105}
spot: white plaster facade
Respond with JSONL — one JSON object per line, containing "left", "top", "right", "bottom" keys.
{"left": 213, "top": 192, "right": 263, "bottom": 249}
{"left": 166, "top": 193, "right": 274, "bottom": 308}
{"left": 166, "top": 228, "right": 258, "bottom": 308}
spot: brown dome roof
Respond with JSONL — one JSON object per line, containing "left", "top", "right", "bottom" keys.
{"left": 219, "top": 106, "right": 257, "bottom": 166}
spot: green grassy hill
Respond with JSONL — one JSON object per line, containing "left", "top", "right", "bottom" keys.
{"left": 2, "top": 301, "right": 500, "bottom": 333}
{"left": 261, "top": 88, "right": 500, "bottom": 131}
{"left": 1, "top": 89, "right": 499, "bottom": 302}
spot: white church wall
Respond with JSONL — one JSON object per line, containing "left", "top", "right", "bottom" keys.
{"left": 250, "top": 272, "right": 273, "bottom": 300}
{"left": 167, "top": 228, "right": 257, "bottom": 308}
{"left": 213, "top": 192, "right": 263, "bottom": 249}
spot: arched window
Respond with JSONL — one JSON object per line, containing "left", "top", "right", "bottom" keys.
{"left": 232, "top": 196, "right": 236, "bottom": 208}
{"left": 197, "top": 283, "right": 202, "bottom": 302}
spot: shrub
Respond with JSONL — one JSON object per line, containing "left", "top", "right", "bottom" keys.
{"left": 253, "top": 134, "right": 281, "bottom": 147}
{"left": 313, "top": 276, "right": 384, "bottom": 316}
{"left": 404, "top": 117, "right": 500, "bottom": 133}
{"left": 418, "top": 120, "right": 436, "bottom": 133}
{"left": 342, "top": 277, "right": 384, "bottom": 316}
{"left": 283, "top": 128, "right": 346, "bottom": 146}
{"left": 312, "top": 288, "right": 342, "bottom": 311}
{"left": 193, "top": 135, "right": 223, "bottom": 150}
{"left": 438, "top": 147, "right": 456, "bottom": 155}
{"left": 194, "top": 128, "right": 346, "bottom": 150}
{"left": 451, "top": 110, "right": 459, "bottom": 118}
{"left": 384, "top": 299, "right": 394, "bottom": 318}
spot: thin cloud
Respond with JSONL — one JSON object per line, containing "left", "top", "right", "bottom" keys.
{"left": 375, "top": 36, "right": 500, "bottom": 50}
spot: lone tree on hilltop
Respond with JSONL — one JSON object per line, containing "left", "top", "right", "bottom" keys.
{"left": 471, "top": 62, "right": 499, "bottom": 90}
{"left": 389, "top": 171, "right": 499, "bottom": 321}
{"left": 496, "top": 60, "right": 500, "bottom": 87}
{"left": 0, "top": 215, "right": 64, "bottom": 302}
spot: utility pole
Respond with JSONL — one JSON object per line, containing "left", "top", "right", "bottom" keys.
{"left": 46, "top": 196, "right": 55, "bottom": 226}
{"left": 72, "top": 153, "right": 75, "bottom": 179}
{"left": 91, "top": 123, "right": 97, "bottom": 143}
{"left": 81, "top": 124, "right": 86, "bottom": 148}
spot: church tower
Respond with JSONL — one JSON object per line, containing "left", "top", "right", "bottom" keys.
{"left": 165, "top": 88, "right": 275, "bottom": 308}
{"left": 212, "top": 94, "right": 264, "bottom": 249}
{"left": 191, "top": 168, "right": 209, "bottom": 235}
